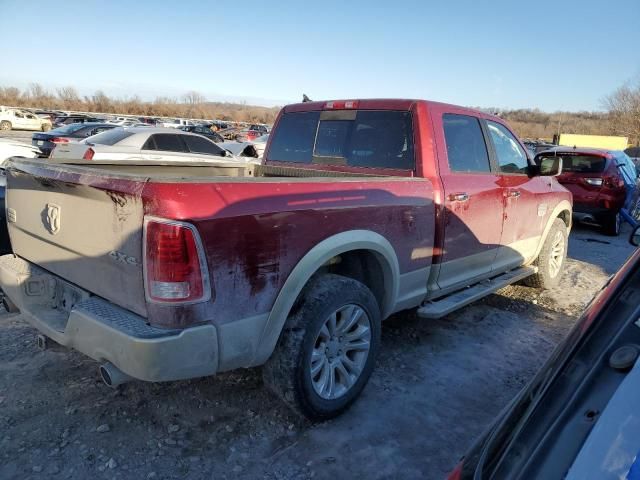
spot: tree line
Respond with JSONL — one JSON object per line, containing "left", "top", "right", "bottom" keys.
{"left": 0, "top": 84, "right": 280, "bottom": 124}
{"left": 0, "top": 81, "right": 638, "bottom": 144}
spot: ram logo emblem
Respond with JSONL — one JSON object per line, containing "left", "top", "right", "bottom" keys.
{"left": 43, "top": 203, "right": 61, "bottom": 235}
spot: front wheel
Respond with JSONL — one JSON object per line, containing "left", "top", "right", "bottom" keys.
{"left": 263, "top": 274, "right": 381, "bottom": 420}
{"left": 523, "top": 218, "right": 568, "bottom": 289}
{"left": 0, "top": 121, "right": 11, "bottom": 131}
{"left": 602, "top": 212, "right": 621, "bottom": 236}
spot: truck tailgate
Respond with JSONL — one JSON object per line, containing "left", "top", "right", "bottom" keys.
{"left": 6, "top": 163, "right": 147, "bottom": 317}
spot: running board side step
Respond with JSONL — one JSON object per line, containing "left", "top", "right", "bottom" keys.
{"left": 416, "top": 266, "right": 537, "bottom": 319}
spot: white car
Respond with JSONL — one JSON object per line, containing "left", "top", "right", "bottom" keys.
{"left": 0, "top": 138, "right": 41, "bottom": 162}
{"left": 50, "top": 127, "right": 248, "bottom": 164}
{"left": 161, "top": 118, "right": 195, "bottom": 129}
{"left": 0, "top": 107, "right": 52, "bottom": 132}
{"left": 220, "top": 134, "right": 269, "bottom": 160}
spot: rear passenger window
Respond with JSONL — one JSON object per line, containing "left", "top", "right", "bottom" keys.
{"left": 442, "top": 114, "right": 491, "bottom": 173}
{"left": 486, "top": 121, "right": 529, "bottom": 174}
{"left": 268, "top": 111, "right": 321, "bottom": 163}
{"left": 182, "top": 135, "right": 224, "bottom": 156}
{"left": 149, "top": 134, "right": 187, "bottom": 152}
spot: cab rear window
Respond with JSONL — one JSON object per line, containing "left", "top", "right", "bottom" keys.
{"left": 267, "top": 110, "right": 414, "bottom": 170}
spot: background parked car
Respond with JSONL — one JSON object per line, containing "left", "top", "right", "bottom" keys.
{"left": 54, "top": 114, "right": 102, "bottom": 127}
{"left": 448, "top": 229, "right": 640, "bottom": 479}
{"left": 50, "top": 127, "right": 247, "bottom": 164}
{"left": 625, "top": 146, "right": 640, "bottom": 168}
{"left": 179, "top": 125, "right": 224, "bottom": 143}
{"left": 220, "top": 133, "right": 269, "bottom": 159}
{"left": 0, "top": 107, "right": 52, "bottom": 131}
{"left": 160, "top": 118, "right": 195, "bottom": 128}
{"left": 537, "top": 147, "right": 638, "bottom": 235}
{"left": 32, "top": 122, "right": 118, "bottom": 157}
{"left": 0, "top": 139, "right": 38, "bottom": 254}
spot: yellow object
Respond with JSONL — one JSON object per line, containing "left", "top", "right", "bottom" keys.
{"left": 558, "top": 134, "right": 628, "bottom": 151}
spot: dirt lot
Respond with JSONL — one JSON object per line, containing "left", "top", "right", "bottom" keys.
{"left": 0, "top": 131, "right": 636, "bottom": 479}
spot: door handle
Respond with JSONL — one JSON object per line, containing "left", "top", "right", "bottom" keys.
{"left": 506, "top": 190, "right": 521, "bottom": 198}
{"left": 448, "top": 193, "right": 469, "bottom": 202}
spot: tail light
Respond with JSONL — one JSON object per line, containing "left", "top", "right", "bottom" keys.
{"left": 324, "top": 100, "right": 359, "bottom": 109}
{"left": 446, "top": 461, "right": 464, "bottom": 480}
{"left": 50, "top": 137, "right": 69, "bottom": 143}
{"left": 83, "top": 148, "right": 95, "bottom": 160}
{"left": 143, "top": 217, "right": 211, "bottom": 304}
{"left": 603, "top": 173, "right": 624, "bottom": 189}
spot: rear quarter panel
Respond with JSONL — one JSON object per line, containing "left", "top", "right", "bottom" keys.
{"left": 142, "top": 178, "right": 435, "bottom": 327}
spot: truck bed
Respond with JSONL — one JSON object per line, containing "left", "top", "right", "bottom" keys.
{"left": 6, "top": 158, "right": 434, "bottom": 327}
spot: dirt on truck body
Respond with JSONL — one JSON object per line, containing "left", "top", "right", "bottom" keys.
{"left": 0, "top": 98, "right": 571, "bottom": 420}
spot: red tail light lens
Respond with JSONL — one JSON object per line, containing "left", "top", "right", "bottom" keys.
{"left": 144, "top": 218, "right": 211, "bottom": 303}
{"left": 51, "top": 137, "right": 69, "bottom": 143}
{"left": 446, "top": 461, "right": 464, "bottom": 480}
{"left": 324, "top": 100, "right": 359, "bottom": 109}
{"left": 83, "top": 148, "right": 95, "bottom": 160}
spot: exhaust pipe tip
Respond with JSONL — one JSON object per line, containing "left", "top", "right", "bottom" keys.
{"left": 99, "top": 362, "right": 132, "bottom": 388}
{"left": 2, "top": 296, "right": 19, "bottom": 313}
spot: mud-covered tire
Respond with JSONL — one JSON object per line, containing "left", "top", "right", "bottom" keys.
{"left": 262, "top": 274, "right": 381, "bottom": 421}
{"left": 0, "top": 121, "right": 11, "bottom": 131}
{"left": 602, "top": 211, "right": 621, "bottom": 236}
{"left": 41, "top": 123, "right": 51, "bottom": 132}
{"left": 523, "top": 218, "right": 568, "bottom": 289}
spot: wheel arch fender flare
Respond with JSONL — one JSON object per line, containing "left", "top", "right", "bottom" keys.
{"left": 252, "top": 229, "right": 400, "bottom": 365}
{"left": 534, "top": 200, "right": 572, "bottom": 260}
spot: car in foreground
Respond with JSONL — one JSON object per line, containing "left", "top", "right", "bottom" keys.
{"left": 537, "top": 147, "right": 638, "bottom": 235}
{"left": 0, "top": 99, "right": 570, "bottom": 420}
{"left": 179, "top": 124, "right": 224, "bottom": 143}
{"left": 448, "top": 227, "right": 640, "bottom": 480}
{"left": 0, "top": 107, "right": 52, "bottom": 132}
{"left": 32, "top": 122, "right": 118, "bottom": 157}
{"left": 50, "top": 127, "right": 246, "bottom": 164}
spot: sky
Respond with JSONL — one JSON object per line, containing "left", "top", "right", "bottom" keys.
{"left": 1, "top": 0, "right": 638, "bottom": 112}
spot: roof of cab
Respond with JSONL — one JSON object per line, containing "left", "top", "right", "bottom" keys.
{"left": 282, "top": 98, "right": 501, "bottom": 121}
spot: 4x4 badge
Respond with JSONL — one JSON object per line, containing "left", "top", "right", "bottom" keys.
{"left": 44, "top": 203, "right": 61, "bottom": 235}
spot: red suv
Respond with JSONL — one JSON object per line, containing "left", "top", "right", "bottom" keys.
{"left": 537, "top": 148, "right": 638, "bottom": 236}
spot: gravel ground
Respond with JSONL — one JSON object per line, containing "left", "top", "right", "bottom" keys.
{"left": 0, "top": 130, "right": 636, "bottom": 479}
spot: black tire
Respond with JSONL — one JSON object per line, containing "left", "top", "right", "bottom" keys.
{"left": 0, "top": 121, "right": 11, "bottom": 131}
{"left": 602, "top": 211, "right": 621, "bottom": 236}
{"left": 523, "top": 218, "right": 568, "bottom": 289}
{"left": 262, "top": 274, "right": 381, "bottom": 420}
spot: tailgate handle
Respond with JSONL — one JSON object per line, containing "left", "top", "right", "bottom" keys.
{"left": 448, "top": 193, "right": 469, "bottom": 202}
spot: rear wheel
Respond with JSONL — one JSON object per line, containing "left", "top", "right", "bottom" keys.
{"left": 41, "top": 123, "right": 51, "bottom": 132}
{"left": 263, "top": 274, "right": 381, "bottom": 420}
{"left": 602, "top": 211, "right": 621, "bottom": 236}
{"left": 523, "top": 218, "right": 568, "bottom": 289}
{"left": 0, "top": 121, "right": 11, "bottom": 131}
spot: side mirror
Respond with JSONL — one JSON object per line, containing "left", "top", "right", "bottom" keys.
{"left": 630, "top": 225, "right": 640, "bottom": 247}
{"left": 537, "top": 156, "right": 563, "bottom": 176}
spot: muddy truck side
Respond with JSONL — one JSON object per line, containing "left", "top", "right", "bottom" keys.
{"left": 0, "top": 99, "right": 572, "bottom": 419}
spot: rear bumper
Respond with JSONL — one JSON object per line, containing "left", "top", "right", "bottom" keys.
{"left": 0, "top": 255, "right": 219, "bottom": 382}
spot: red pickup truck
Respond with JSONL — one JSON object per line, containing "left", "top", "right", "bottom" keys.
{"left": 0, "top": 99, "right": 572, "bottom": 419}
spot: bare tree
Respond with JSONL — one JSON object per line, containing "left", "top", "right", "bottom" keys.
{"left": 56, "top": 86, "right": 81, "bottom": 110}
{"left": 603, "top": 80, "right": 640, "bottom": 145}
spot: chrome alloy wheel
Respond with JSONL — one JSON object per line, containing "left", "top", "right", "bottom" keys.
{"left": 549, "top": 230, "right": 565, "bottom": 278}
{"left": 310, "top": 304, "right": 371, "bottom": 400}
